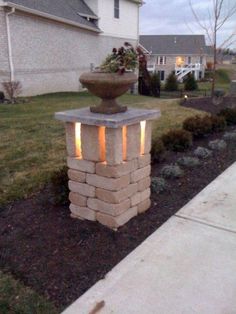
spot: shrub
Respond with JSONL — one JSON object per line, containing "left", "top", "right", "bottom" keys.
{"left": 138, "top": 77, "right": 151, "bottom": 96}
{"left": 2, "top": 81, "right": 22, "bottom": 102}
{"left": 0, "top": 91, "right": 4, "bottom": 102}
{"left": 213, "top": 89, "right": 225, "bottom": 98}
{"left": 150, "top": 72, "right": 161, "bottom": 97}
{"left": 50, "top": 166, "right": 69, "bottom": 205}
{"left": 161, "top": 129, "right": 192, "bottom": 152}
{"left": 208, "top": 139, "right": 227, "bottom": 151}
{"left": 165, "top": 72, "right": 178, "bottom": 91}
{"left": 151, "top": 138, "right": 166, "bottom": 162}
{"left": 210, "top": 115, "right": 227, "bottom": 132}
{"left": 184, "top": 73, "right": 198, "bottom": 91}
{"left": 218, "top": 108, "right": 236, "bottom": 125}
{"left": 183, "top": 115, "right": 213, "bottom": 138}
{"left": 151, "top": 177, "right": 167, "bottom": 194}
{"left": 223, "top": 131, "right": 236, "bottom": 142}
{"left": 161, "top": 164, "right": 184, "bottom": 179}
{"left": 194, "top": 147, "right": 212, "bottom": 159}
{"left": 177, "top": 156, "right": 200, "bottom": 168}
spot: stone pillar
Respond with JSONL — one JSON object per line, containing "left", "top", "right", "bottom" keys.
{"left": 55, "top": 107, "right": 160, "bottom": 230}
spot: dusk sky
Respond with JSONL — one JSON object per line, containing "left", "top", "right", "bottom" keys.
{"left": 140, "top": 0, "right": 236, "bottom": 48}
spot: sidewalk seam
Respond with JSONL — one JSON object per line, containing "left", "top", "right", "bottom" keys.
{"left": 175, "top": 214, "right": 236, "bottom": 234}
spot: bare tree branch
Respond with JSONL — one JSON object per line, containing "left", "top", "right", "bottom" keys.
{"left": 189, "top": 0, "right": 236, "bottom": 97}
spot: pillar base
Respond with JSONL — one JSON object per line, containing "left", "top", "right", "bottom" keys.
{"left": 55, "top": 107, "right": 161, "bottom": 229}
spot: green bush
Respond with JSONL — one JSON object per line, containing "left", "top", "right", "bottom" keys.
{"left": 210, "top": 115, "right": 227, "bottom": 132}
{"left": 161, "top": 129, "right": 192, "bottom": 152}
{"left": 50, "top": 166, "right": 69, "bottom": 205}
{"left": 165, "top": 72, "right": 178, "bottom": 91}
{"left": 150, "top": 72, "right": 161, "bottom": 97}
{"left": 218, "top": 108, "right": 236, "bottom": 125}
{"left": 183, "top": 115, "right": 213, "bottom": 138}
{"left": 184, "top": 73, "right": 198, "bottom": 91}
{"left": 151, "top": 138, "right": 166, "bottom": 162}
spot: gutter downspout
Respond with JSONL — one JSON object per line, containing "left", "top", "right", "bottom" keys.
{"left": 6, "top": 7, "right": 15, "bottom": 82}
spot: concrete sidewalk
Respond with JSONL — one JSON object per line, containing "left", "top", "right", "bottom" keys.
{"left": 63, "top": 162, "right": 236, "bottom": 314}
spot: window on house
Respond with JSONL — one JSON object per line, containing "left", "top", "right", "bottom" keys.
{"left": 200, "top": 56, "right": 203, "bottom": 64}
{"left": 114, "top": 0, "right": 120, "bottom": 18}
{"left": 160, "top": 70, "right": 165, "bottom": 81}
{"left": 188, "top": 56, "right": 191, "bottom": 64}
{"left": 158, "top": 56, "right": 166, "bottom": 65}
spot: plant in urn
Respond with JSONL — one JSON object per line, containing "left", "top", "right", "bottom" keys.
{"left": 79, "top": 42, "right": 138, "bottom": 114}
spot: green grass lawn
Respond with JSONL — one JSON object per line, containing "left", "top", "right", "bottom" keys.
{"left": 0, "top": 92, "right": 202, "bottom": 206}
{"left": 0, "top": 272, "right": 57, "bottom": 314}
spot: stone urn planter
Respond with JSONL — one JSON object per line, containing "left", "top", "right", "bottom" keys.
{"left": 79, "top": 72, "right": 137, "bottom": 114}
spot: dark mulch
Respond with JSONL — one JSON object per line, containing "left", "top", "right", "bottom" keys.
{"left": 0, "top": 128, "right": 236, "bottom": 312}
{"left": 181, "top": 96, "right": 236, "bottom": 114}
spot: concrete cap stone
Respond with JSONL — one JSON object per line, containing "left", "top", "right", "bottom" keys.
{"left": 55, "top": 107, "right": 161, "bottom": 128}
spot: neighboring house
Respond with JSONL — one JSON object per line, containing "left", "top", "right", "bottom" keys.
{"left": 139, "top": 34, "right": 207, "bottom": 82}
{"left": 0, "top": 0, "right": 142, "bottom": 96}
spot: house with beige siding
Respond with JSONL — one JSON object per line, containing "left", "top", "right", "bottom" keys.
{"left": 139, "top": 35, "right": 207, "bottom": 82}
{"left": 0, "top": 0, "right": 142, "bottom": 96}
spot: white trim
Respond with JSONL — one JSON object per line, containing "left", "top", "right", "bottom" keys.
{"left": 6, "top": 7, "right": 15, "bottom": 81}
{"left": 99, "top": 32, "right": 137, "bottom": 40}
{"left": 138, "top": 43, "right": 151, "bottom": 54}
{"left": 1, "top": 2, "right": 101, "bottom": 33}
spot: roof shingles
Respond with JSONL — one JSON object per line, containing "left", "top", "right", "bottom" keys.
{"left": 140, "top": 35, "right": 206, "bottom": 55}
{"left": 2, "top": 0, "right": 99, "bottom": 31}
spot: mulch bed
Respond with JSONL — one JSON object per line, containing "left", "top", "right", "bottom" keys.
{"left": 181, "top": 96, "right": 236, "bottom": 114}
{"left": 0, "top": 127, "right": 236, "bottom": 312}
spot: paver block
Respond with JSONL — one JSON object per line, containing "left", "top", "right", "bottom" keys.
{"left": 96, "top": 183, "right": 138, "bottom": 204}
{"left": 96, "top": 159, "right": 138, "bottom": 178}
{"left": 138, "top": 176, "right": 151, "bottom": 192}
{"left": 68, "top": 169, "right": 86, "bottom": 183}
{"left": 105, "top": 128, "right": 123, "bottom": 165}
{"left": 96, "top": 206, "right": 138, "bottom": 229}
{"left": 137, "top": 198, "right": 151, "bottom": 214}
{"left": 67, "top": 157, "right": 95, "bottom": 174}
{"left": 69, "top": 180, "right": 95, "bottom": 198}
{"left": 65, "top": 122, "right": 79, "bottom": 157}
{"left": 126, "top": 123, "right": 141, "bottom": 160}
{"left": 131, "top": 188, "right": 151, "bottom": 206}
{"left": 69, "top": 192, "right": 87, "bottom": 207}
{"left": 86, "top": 174, "right": 130, "bottom": 191}
{"left": 131, "top": 165, "right": 151, "bottom": 183}
{"left": 70, "top": 204, "right": 96, "bottom": 221}
{"left": 88, "top": 198, "right": 130, "bottom": 216}
{"left": 138, "top": 154, "right": 151, "bottom": 168}
{"left": 81, "top": 125, "right": 105, "bottom": 162}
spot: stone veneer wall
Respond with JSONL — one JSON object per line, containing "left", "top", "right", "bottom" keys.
{"left": 65, "top": 121, "right": 152, "bottom": 230}
{"left": 0, "top": 9, "right": 137, "bottom": 96}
